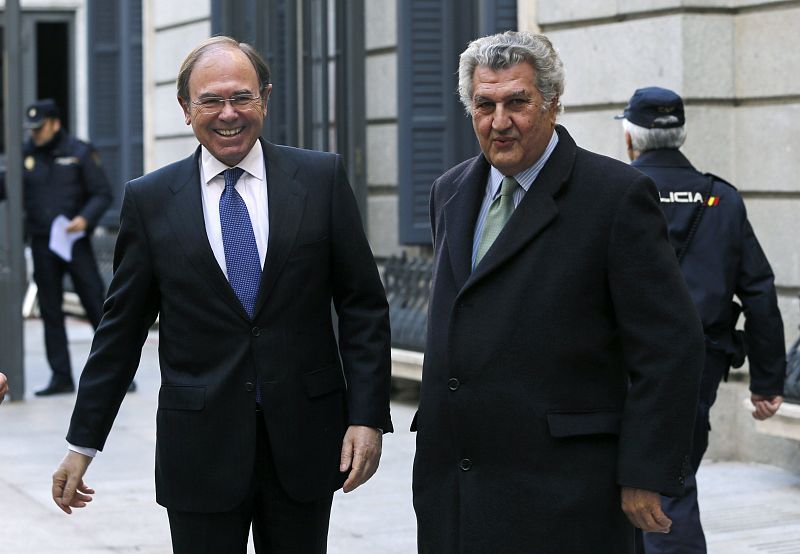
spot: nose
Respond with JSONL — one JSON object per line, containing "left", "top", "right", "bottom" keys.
{"left": 218, "top": 99, "right": 238, "bottom": 120}
{"left": 491, "top": 104, "right": 512, "bottom": 131}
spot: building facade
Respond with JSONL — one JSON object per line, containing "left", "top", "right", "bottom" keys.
{"left": 3, "top": 0, "right": 799, "bottom": 463}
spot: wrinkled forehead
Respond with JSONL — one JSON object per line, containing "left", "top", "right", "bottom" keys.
{"left": 471, "top": 63, "right": 538, "bottom": 98}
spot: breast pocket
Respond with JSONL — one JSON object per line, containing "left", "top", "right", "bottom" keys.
{"left": 289, "top": 236, "right": 328, "bottom": 262}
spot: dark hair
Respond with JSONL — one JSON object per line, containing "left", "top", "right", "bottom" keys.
{"left": 176, "top": 36, "right": 271, "bottom": 102}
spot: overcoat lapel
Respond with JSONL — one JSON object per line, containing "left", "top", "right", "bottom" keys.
{"left": 167, "top": 147, "right": 251, "bottom": 320}
{"left": 253, "top": 141, "right": 307, "bottom": 316}
{"left": 461, "top": 125, "right": 577, "bottom": 296}
{"left": 442, "top": 156, "right": 490, "bottom": 292}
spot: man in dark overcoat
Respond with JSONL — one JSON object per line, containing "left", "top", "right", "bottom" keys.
{"left": 412, "top": 31, "right": 705, "bottom": 554}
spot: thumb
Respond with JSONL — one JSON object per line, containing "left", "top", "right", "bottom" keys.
{"left": 340, "top": 435, "right": 354, "bottom": 473}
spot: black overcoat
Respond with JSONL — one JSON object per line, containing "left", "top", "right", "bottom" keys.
{"left": 413, "top": 126, "right": 704, "bottom": 553}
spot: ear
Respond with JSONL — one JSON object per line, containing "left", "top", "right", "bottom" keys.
{"left": 548, "top": 96, "right": 559, "bottom": 127}
{"left": 624, "top": 130, "right": 637, "bottom": 162}
{"left": 178, "top": 96, "right": 192, "bottom": 125}
{"left": 261, "top": 84, "right": 273, "bottom": 118}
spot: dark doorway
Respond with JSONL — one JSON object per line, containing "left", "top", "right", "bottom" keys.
{"left": 36, "top": 22, "right": 70, "bottom": 132}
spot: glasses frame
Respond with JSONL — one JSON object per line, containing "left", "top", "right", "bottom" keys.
{"left": 190, "top": 94, "right": 264, "bottom": 115}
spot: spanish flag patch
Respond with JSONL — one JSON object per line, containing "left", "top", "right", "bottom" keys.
{"left": 707, "top": 196, "right": 720, "bottom": 206}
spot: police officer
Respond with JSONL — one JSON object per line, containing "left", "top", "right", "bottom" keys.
{"left": 618, "top": 87, "right": 787, "bottom": 553}
{"left": 0, "top": 99, "right": 119, "bottom": 396}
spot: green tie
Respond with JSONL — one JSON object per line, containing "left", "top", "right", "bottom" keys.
{"left": 474, "top": 176, "right": 518, "bottom": 268}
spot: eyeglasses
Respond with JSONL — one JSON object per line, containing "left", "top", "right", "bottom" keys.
{"left": 191, "top": 94, "right": 263, "bottom": 115}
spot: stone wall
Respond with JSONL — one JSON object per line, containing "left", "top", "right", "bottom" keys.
{"left": 142, "top": 0, "right": 209, "bottom": 173}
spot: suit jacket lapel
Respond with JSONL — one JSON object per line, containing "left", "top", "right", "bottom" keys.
{"left": 253, "top": 141, "right": 307, "bottom": 316}
{"left": 462, "top": 125, "right": 577, "bottom": 294}
{"left": 442, "top": 155, "right": 490, "bottom": 292}
{"left": 167, "top": 147, "right": 251, "bottom": 320}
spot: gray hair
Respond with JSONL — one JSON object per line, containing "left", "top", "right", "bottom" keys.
{"left": 177, "top": 36, "right": 271, "bottom": 102}
{"left": 458, "top": 31, "right": 565, "bottom": 115}
{"left": 622, "top": 119, "right": 687, "bottom": 152}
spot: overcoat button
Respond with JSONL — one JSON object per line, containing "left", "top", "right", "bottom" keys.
{"left": 448, "top": 378, "right": 460, "bottom": 391}
{"left": 245, "top": 382, "right": 255, "bottom": 392}
{"left": 459, "top": 458, "right": 472, "bottom": 471}
{"left": 251, "top": 327, "right": 261, "bottom": 337}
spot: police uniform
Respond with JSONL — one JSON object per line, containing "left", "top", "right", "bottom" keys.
{"left": 0, "top": 100, "right": 112, "bottom": 394}
{"left": 622, "top": 88, "right": 786, "bottom": 554}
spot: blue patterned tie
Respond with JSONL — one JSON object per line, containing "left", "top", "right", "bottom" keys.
{"left": 220, "top": 167, "right": 263, "bottom": 404}
{"left": 219, "top": 167, "right": 262, "bottom": 317}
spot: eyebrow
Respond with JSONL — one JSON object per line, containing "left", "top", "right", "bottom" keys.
{"left": 473, "top": 90, "right": 532, "bottom": 103}
{"left": 196, "top": 89, "right": 255, "bottom": 99}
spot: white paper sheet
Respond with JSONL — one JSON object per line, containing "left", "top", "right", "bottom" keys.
{"left": 48, "top": 215, "right": 85, "bottom": 262}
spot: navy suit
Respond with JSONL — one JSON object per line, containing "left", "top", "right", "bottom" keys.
{"left": 66, "top": 141, "right": 392, "bottom": 550}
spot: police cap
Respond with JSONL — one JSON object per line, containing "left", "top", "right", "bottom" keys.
{"left": 615, "top": 87, "right": 685, "bottom": 129}
{"left": 25, "top": 99, "right": 61, "bottom": 130}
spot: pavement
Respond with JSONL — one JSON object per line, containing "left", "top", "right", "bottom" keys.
{"left": 1, "top": 317, "right": 800, "bottom": 553}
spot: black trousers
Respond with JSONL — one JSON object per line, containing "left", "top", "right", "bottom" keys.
{"left": 31, "top": 235, "right": 106, "bottom": 378}
{"left": 167, "top": 413, "right": 334, "bottom": 554}
{"left": 637, "top": 349, "right": 729, "bottom": 554}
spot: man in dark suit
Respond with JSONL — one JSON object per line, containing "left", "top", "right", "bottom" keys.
{"left": 412, "top": 31, "right": 704, "bottom": 553}
{"left": 51, "top": 36, "right": 392, "bottom": 553}
{"left": 620, "top": 86, "right": 786, "bottom": 554}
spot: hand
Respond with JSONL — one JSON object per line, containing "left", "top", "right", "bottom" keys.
{"left": 751, "top": 394, "right": 783, "bottom": 421}
{"left": 0, "top": 372, "right": 8, "bottom": 404}
{"left": 621, "top": 486, "right": 672, "bottom": 533}
{"left": 52, "top": 450, "right": 95, "bottom": 514}
{"left": 339, "top": 425, "right": 382, "bottom": 493}
{"left": 66, "top": 216, "right": 88, "bottom": 233}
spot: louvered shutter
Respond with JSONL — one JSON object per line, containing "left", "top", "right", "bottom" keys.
{"left": 88, "top": 0, "right": 143, "bottom": 225}
{"left": 398, "top": 0, "right": 471, "bottom": 245}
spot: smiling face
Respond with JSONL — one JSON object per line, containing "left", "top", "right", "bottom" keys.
{"left": 179, "top": 46, "right": 270, "bottom": 167}
{"left": 471, "top": 63, "right": 558, "bottom": 176}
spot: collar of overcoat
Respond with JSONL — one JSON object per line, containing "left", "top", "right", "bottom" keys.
{"left": 166, "top": 138, "right": 306, "bottom": 322}
{"left": 443, "top": 124, "right": 577, "bottom": 296}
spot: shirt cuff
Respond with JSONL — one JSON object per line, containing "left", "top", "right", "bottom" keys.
{"left": 68, "top": 443, "right": 98, "bottom": 458}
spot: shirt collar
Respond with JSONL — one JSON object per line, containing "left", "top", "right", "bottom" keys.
{"left": 201, "top": 140, "right": 265, "bottom": 185}
{"left": 488, "top": 129, "right": 559, "bottom": 197}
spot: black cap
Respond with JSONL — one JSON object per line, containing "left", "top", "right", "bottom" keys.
{"left": 615, "top": 87, "right": 685, "bottom": 129}
{"left": 25, "top": 99, "right": 60, "bottom": 130}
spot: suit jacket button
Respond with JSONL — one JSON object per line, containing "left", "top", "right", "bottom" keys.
{"left": 459, "top": 458, "right": 472, "bottom": 471}
{"left": 251, "top": 327, "right": 261, "bottom": 337}
{"left": 245, "top": 382, "right": 255, "bottom": 392}
{"left": 448, "top": 378, "right": 460, "bottom": 391}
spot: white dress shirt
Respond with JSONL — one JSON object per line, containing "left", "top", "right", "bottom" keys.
{"left": 68, "top": 141, "right": 270, "bottom": 458}
{"left": 199, "top": 141, "right": 270, "bottom": 273}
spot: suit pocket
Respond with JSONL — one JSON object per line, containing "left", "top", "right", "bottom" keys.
{"left": 546, "top": 410, "right": 621, "bottom": 438}
{"left": 289, "top": 235, "right": 328, "bottom": 261}
{"left": 303, "top": 365, "right": 346, "bottom": 398}
{"left": 158, "top": 385, "right": 206, "bottom": 411}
